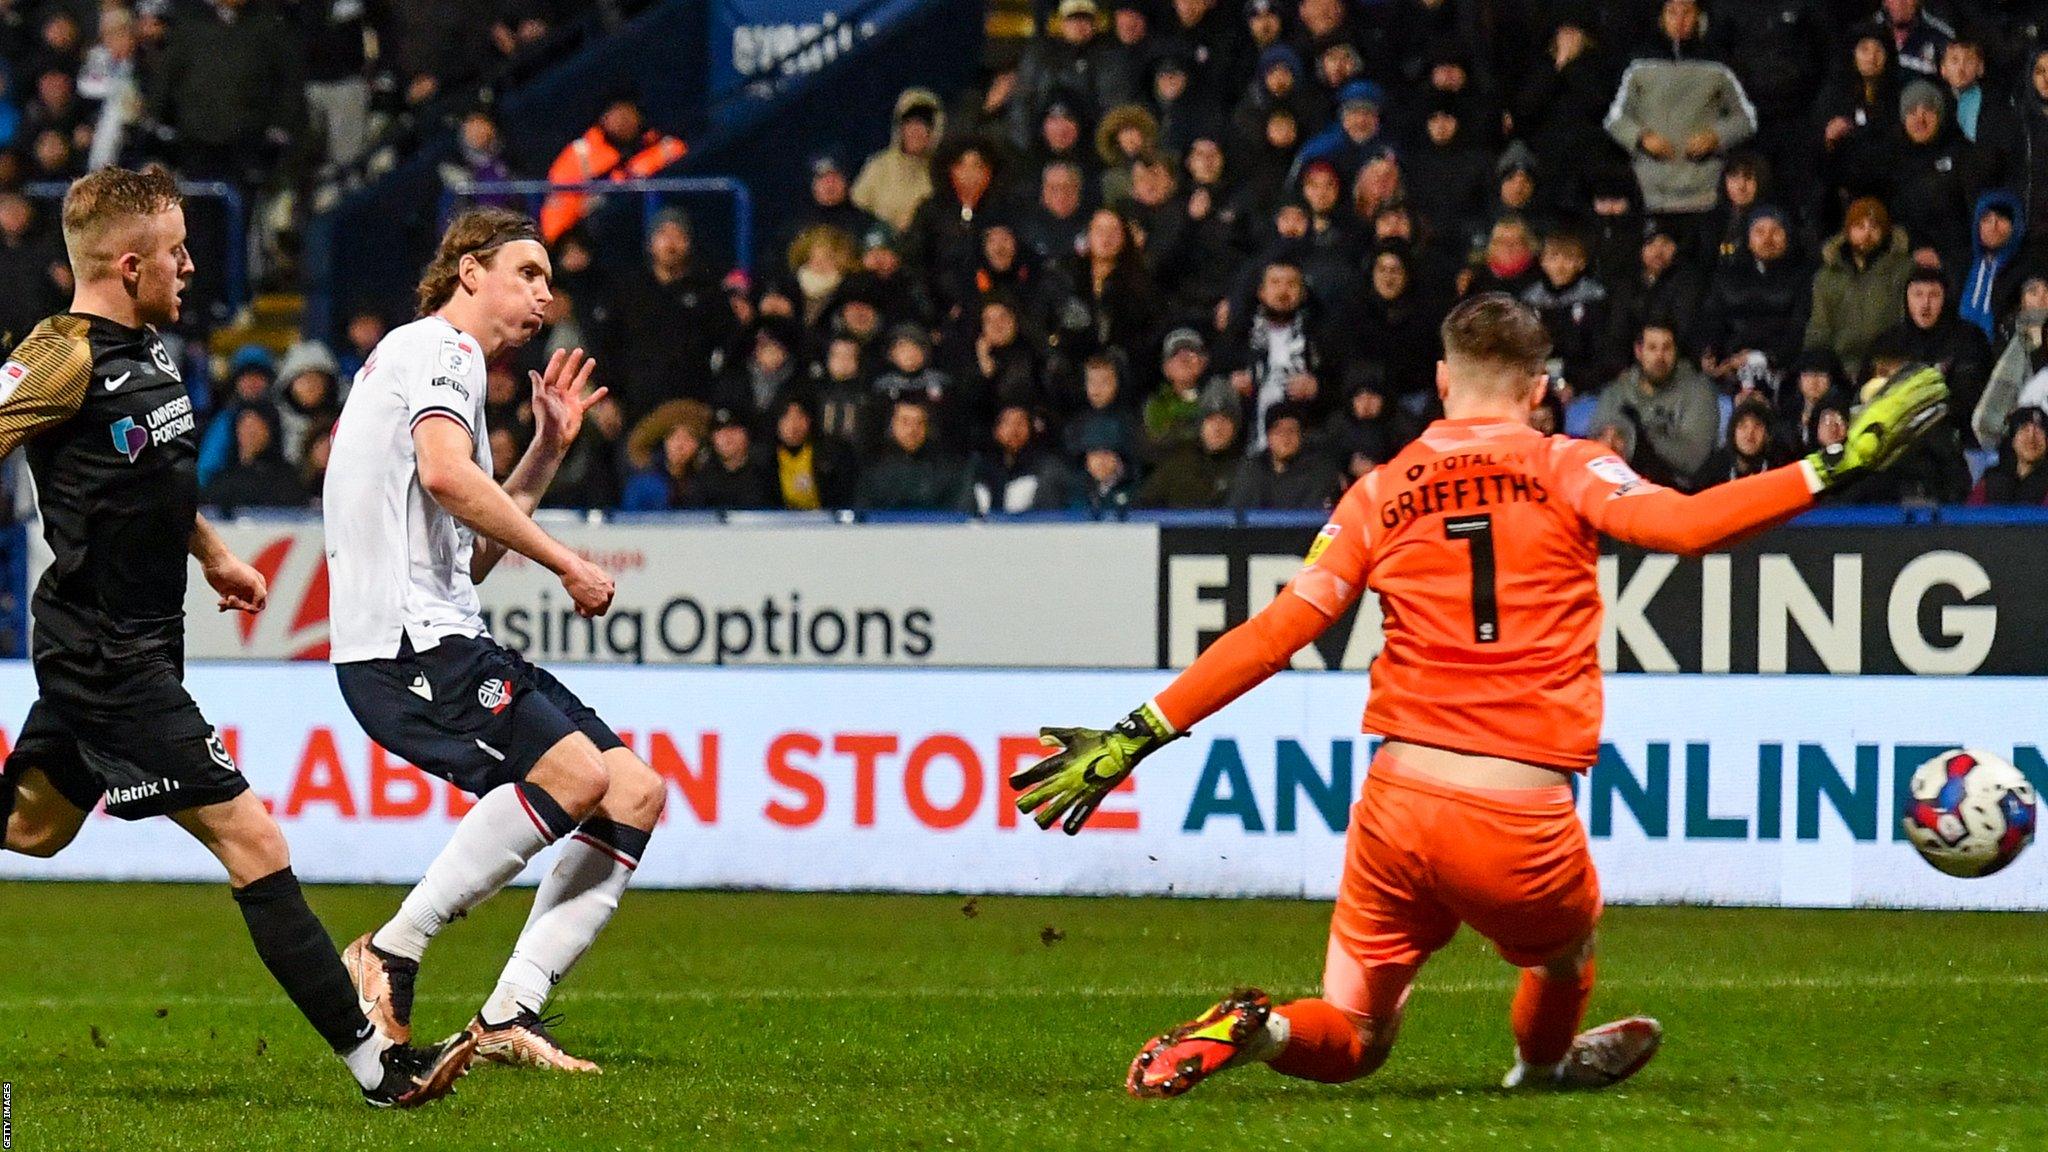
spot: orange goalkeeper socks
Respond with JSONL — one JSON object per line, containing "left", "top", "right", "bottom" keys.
{"left": 1511, "top": 959, "right": 1595, "bottom": 1067}
{"left": 1269, "top": 999, "right": 1375, "bottom": 1083}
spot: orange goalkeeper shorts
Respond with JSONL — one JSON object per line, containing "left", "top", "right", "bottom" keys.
{"left": 1321, "top": 749, "right": 1602, "bottom": 1021}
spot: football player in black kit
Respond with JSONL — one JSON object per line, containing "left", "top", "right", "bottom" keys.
{"left": 0, "top": 166, "right": 476, "bottom": 1107}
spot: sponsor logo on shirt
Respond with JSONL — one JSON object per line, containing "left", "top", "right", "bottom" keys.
{"left": 111, "top": 395, "right": 197, "bottom": 461}
{"left": 110, "top": 416, "right": 148, "bottom": 462}
{"left": 432, "top": 376, "right": 471, "bottom": 400}
{"left": 439, "top": 338, "right": 474, "bottom": 378}
{"left": 1586, "top": 455, "right": 1642, "bottom": 486}
{"left": 1303, "top": 523, "right": 1339, "bottom": 566}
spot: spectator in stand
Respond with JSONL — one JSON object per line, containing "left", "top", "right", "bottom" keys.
{"left": 1013, "top": 0, "right": 1119, "bottom": 144}
{"left": 813, "top": 333, "right": 879, "bottom": 451}
{"left": 1974, "top": 278, "right": 2048, "bottom": 448}
{"left": 542, "top": 395, "right": 628, "bottom": 511}
{"left": 1603, "top": 0, "right": 1757, "bottom": 217}
{"left": 1070, "top": 420, "right": 1137, "bottom": 517}
{"left": 1805, "top": 196, "right": 1913, "bottom": 376}
{"left": 1844, "top": 78, "right": 1980, "bottom": 273}
{"left": 0, "top": 192, "right": 66, "bottom": 344}
{"left": 1149, "top": 52, "right": 1219, "bottom": 157}
{"left": 1156, "top": 0, "right": 1237, "bottom": 101}
{"left": 1522, "top": 230, "right": 1611, "bottom": 393}
{"left": 906, "top": 138, "right": 1005, "bottom": 320}
{"left": 1099, "top": 1, "right": 1155, "bottom": 110}
{"left": 974, "top": 402, "right": 1075, "bottom": 513}
{"left": 1870, "top": 0, "right": 1954, "bottom": 79}
{"left": 785, "top": 224, "right": 860, "bottom": 330}
{"left": 873, "top": 324, "right": 958, "bottom": 440}
{"left": 1051, "top": 207, "right": 1160, "bottom": 391}
{"left": 1137, "top": 401, "right": 1240, "bottom": 508}
{"left": 298, "top": 419, "right": 336, "bottom": 507}
{"left": 1062, "top": 352, "right": 1141, "bottom": 461}
{"left": 1231, "top": 45, "right": 1316, "bottom": 152}
{"left": 1958, "top": 193, "right": 2026, "bottom": 341}
{"left": 146, "top": 0, "right": 305, "bottom": 186}
{"left": 272, "top": 341, "right": 341, "bottom": 468}
{"left": 300, "top": 0, "right": 391, "bottom": 173}
{"left": 337, "top": 309, "right": 385, "bottom": 383}
{"left": 539, "top": 96, "right": 687, "bottom": 243}
{"left": 1513, "top": 12, "right": 1625, "bottom": 210}
{"left": 695, "top": 408, "right": 779, "bottom": 511}
{"left": 1219, "top": 256, "right": 1330, "bottom": 448}
{"left": 1096, "top": 103, "right": 1160, "bottom": 205}
{"left": 1881, "top": 268, "right": 1992, "bottom": 415}
{"left": 1294, "top": 80, "right": 1387, "bottom": 182}
{"left": 203, "top": 403, "right": 306, "bottom": 511}
{"left": 780, "top": 154, "right": 876, "bottom": 256}
{"left": 1336, "top": 242, "right": 1442, "bottom": 412}
{"left": 1604, "top": 218, "right": 1702, "bottom": 368}
{"left": 1695, "top": 396, "right": 1794, "bottom": 488}
{"left": 769, "top": 395, "right": 859, "bottom": 510}
{"left": 1942, "top": 40, "right": 1987, "bottom": 144}
{"left": 198, "top": 345, "right": 277, "bottom": 487}
{"left": 1699, "top": 205, "right": 1809, "bottom": 389}
{"left": 857, "top": 397, "right": 975, "bottom": 511}
{"left": 853, "top": 89, "right": 943, "bottom": 233}
{"left": 1022, "top": 159, "right": 1091, "bottom": 266}
{"left": 1783, "top": 349, "right": 1853, "bottom": 452}
{"left": 1698, "top": 152, "right": 1769, "bottom": 272}
{"left": 713, "top": 321, "right": 802, "bottom": 422}
{"left": 1143, "top": 326, "right": 1234, "bottom": 457}
{"left": 1818, "top": 32, "right": 1902, "bottom": 202}
{"left": 1229, "top": 401, "right": 1338, "bottom": 510}
{"left": 612, "top": 207, "right": 733, "bottom": 421}
{"left": 24, "top": 69, "right": 90, "bottom": 160}
{"left": 1324, "top": 367, "right": 1420, "bottom": 482}
{"left": 1592, "top": 320, "right": 1721, "bottom": 488}
{"left": 438, "top": 109, "right": 518, "bottom": 209}
{"left": 1027, "top": 95, "right": 1098, "bottom": 193}
{"left": 622, "top": 399, "right": 713, "bottom": 511}
{"left": 946, "top": 294, "right": 1044, "bottom": 416}
{"left": 1466, "top": 215, "right": 1541, "bottom": 298}
{"left": 1705, "top": 0, "right": 1828, "bottom": 199}
{"left": 1969, "top": 406, "right": 2048, "bottom": 505}
{"left": 1227, "top": 106, "right": 1301, "bottom": 240}
{"left": 1846, "top": 336, "right": 1972, "bottom": 504}
{"left": 1402, "top": 94, "right": 1490, "bottom": 248}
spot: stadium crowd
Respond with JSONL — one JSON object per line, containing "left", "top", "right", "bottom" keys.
{"left": 10, "top": 0, "right": 2048, "bottom": 521}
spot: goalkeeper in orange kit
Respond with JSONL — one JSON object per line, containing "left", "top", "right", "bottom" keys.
{"left": 1014, "top": 294, "right": 1949, "bottom": 1096}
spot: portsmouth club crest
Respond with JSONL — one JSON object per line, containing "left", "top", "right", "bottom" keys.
{"left": 150, "top": 340, "right": 182, "bottom": 380}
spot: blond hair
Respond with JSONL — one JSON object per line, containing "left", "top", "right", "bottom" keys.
{"left": 415, "top": 207, "right": 542, "bottom": 316}
{"left": 60, "top": 164, "right": 182, "bottom": 280}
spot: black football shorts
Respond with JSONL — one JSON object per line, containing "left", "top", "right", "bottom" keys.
{"left": 6, "top": 653, "right": 248, "bottom": 820}
{"left": 334, "top": 634, "right": 623, "bottom": 796}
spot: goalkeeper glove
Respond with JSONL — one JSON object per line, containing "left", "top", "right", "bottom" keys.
{"left": 1011, "top": 704, "right": 1180, "bottom": 835}
{"left": 1805, "top": 363, "right": 1949, "bottom": 491}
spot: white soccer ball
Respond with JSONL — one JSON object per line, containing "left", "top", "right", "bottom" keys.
{"left": 1900, "top": 749, "right": 2038, "bottom": 878}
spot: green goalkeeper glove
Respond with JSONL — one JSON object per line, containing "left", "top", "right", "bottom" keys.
{"left": 1805, "top": 363, "right": 1950, "bottom": 491}
{"left": 1011, "top": 704, "right": 1180, "bottom": 835}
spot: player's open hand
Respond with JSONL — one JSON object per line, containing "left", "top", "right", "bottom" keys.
{"left": 530, "top": 347, "right": 605, "bottom": 452}
{"left": 204, "top": 555, "right": 268, "bottom": 614}
{"left": 1010, "top": 706, "right": 1178, "bottom": 835}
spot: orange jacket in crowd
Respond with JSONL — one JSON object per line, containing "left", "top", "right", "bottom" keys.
{"left": 539, "top": 126, "right": 688, "bottom": 242}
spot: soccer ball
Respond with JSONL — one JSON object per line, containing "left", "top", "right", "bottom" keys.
{"left": 1900, "top": 749, "right": 2037, "bottom": 878}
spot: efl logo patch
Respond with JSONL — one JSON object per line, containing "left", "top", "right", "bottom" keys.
{"left": 110, "top": 416, "right": 148, "bottom": 462}
{"left": 0, "top": 360, "right": 24, "bottom": 403}
{"left": 439, "top": 339, "right": 474, "bottom": 378}
{"left": 1585, "top": 455, "right": 1641, "bottom": 486}
{"left": 478, "top": 678, "right": 513, "bottom": 715}
{"left": 1304, "top": 523, "right": 1340, "bottom": 566}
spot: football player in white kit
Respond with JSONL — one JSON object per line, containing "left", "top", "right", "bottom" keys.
{"left": 324, "top": 207, "right": 668, "bottom": 1071}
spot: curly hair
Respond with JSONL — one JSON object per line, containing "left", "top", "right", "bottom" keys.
{"left": 415, "top": 207, "right": 542, "bottom": 316}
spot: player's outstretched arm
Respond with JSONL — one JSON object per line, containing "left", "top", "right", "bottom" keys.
{"left": 1015, "top": 491, "right": 1370, "bottom": 834}
{"left": 413, "top": 415, "right": 615, "bottom": 617}
{"left": 471, "top": 348, "right": 604, "bottom": 582}
{"left": 189, "top": 513, "right": 267, "bottom": 613}
{"left": 1584, "top": 365, "right": 1949, "bottom": 557}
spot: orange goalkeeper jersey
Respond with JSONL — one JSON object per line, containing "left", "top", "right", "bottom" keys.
{"left": 1154, "top": 416, "right": 1819, "bottom": 770}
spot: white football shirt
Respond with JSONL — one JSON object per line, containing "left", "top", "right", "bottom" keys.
{"left": 323, "top": 315, "right": 494, "bottom": 663}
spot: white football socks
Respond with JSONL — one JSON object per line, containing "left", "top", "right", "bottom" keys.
{"left": 342, "top": 1028, "right": 396, "bottom": 1089}
{"left": 373, "top": 783, "right": 568, "bottom": 961}
{"left": 479, "top": 830, "right": 639, "bottom": 1024}
{"left": 1250, "top": 1011, "right": 1292, "bottom": 1063}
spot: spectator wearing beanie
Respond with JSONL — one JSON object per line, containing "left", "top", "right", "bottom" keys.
{"left": 1232, "top": 45, "right": 1315, "bottom": 152}
{"left": 1958, "top": 191, "right": 2026, "bottom": 340}
{"left": 1604, "top": 218, "right": 1703, "bottom": 364}
{"left": 1069, "top": 418, "right": 1138, "bottom": 517}
{"left": 1098, "top": 0, "right": 1156, "bottom": 110}
{"left": 1294, "top": 80, "right": 1390, "bottom": 182}
{"left": 614, "top": 207, "right": 735, "bottom": 421}
{"left": 1602, "top": 0, "right": 1758, "bottom": 216}
{"left": 1323, "top": 365, "right": 1421, "bottom": 482}
{"left": 1969, "top": 406, "right": 2048, "bottom": 505}
{"left": 1804, "top": 196, "right": 1913, "bottom": 374}
{"left": 1843, "top": 77, "right": 1981, "bottom": 273}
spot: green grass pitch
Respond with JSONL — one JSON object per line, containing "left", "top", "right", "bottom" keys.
{"left": 0, "top": 883, "right": 2042, "bottom": 1150}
